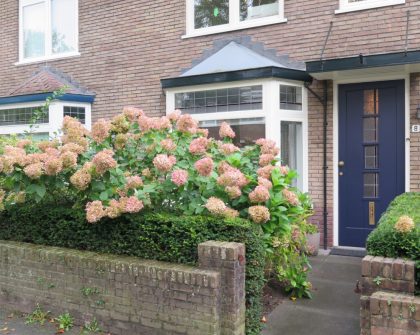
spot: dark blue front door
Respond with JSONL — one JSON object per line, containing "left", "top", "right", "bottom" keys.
{"left": 339, "top": 80, "right": 405, "bottom": 247}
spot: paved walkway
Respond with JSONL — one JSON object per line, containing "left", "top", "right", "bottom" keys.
{"left": 263, "top": 253, "right": 361, "bottom": 335}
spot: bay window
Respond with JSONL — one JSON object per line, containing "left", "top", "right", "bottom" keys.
{"left": 0, "top": 101, "right": 91, "bottom": 139}
{"left": 166, "top": 79, "right": 308, "bottom": 191}
{"left": 186, "top": 0, "right": 286, "bottom": 37}
{"left": 19, "top": 0, "right": 79, "bottom": 63}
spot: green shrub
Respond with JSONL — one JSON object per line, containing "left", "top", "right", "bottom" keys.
{"left": 366, "top": 192, "right": 419, "bottom": 294}
{"left": 0, "top": 199, "right": 265, "bottom": 335}
{"left": 366, "top": 193, "right": 419, "bottom": 260}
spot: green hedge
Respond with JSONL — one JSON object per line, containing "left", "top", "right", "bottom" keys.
{"left": 0, "top": 200, "right": 265, "bottom": 335}
{"left": 366, "top": 192, "right": 419, "bottom": 260}
{"left": 366, "top": 192, "right": 419, "bottom": 294}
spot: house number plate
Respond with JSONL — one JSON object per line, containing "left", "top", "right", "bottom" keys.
{"left": 369, "top": 202, "right": 375, "bottom": 226}
{"left": 412, "top": 125, "right": 420, "bottom": 133}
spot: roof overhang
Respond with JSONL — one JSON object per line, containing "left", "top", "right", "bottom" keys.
{"left": 161, "top": 66, "right": 312, "bottom": 89}
{"left": 0, "top": 93, "right": 95, "bottom": 106}
{"left": 306, "top": 50, "right": 420, "bottom": 80}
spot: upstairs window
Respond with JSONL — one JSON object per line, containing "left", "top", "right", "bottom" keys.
{"left": 19, "top": 0, "right": 79, "bottom": 63}
{"left": 336, "top": 0, "right": 405, "bottom": 13}
{"left": 187, "top": 0, "right": 285, "bottom": 37}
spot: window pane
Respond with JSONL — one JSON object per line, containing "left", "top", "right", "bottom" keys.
{"left": 281, "top": 121, "right": 303, "bottom": 190}
{"left": 51, "top": 0, "right": 77, "bottom": 54}
{"left": 0, "top": 107, "right": 48, "bottom": 126}
{"left": 64, "top": 106, "right": 86, "bottom": 124}
{"left": 363, "top": 117, "right": 378, "bottom": 142}
{"left": 364, "top": 173, "right": 379, "bottom": 198}
{"left": 175, "top": 85, "right": 263, "bottom": 114}
{"left": 280, "top": 85, "right": 302, "bottom": 111}
{"left": 23, "top": 1, "right": 45, "bottom": 59}
{"left": 364, "top": 145, "right": 378, "bottom": 169}
{"left": 195, "top": 0, "right": 229, "bottom": 29}
{"left": 200, "top": 118, "right": 265, "bottom": 147}
{"left": 364, "top": 89, "right": 379, "bottom": 115}
{"left": 240, "top": 0, "right": 279, "bottom": 21}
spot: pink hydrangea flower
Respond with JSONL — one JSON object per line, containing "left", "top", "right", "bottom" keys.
{"left": 217, "top": 168, "right": 248, "bottom": 188}
{"left": 86, "top": 201, "right": 106, "bottom": 223}
{"left": 256, "top": 138, "right": 280, "bottom": 156}
{"left": 23, "top": 163, "right": 43, "bottom": 180}
{"left": 259, "top": 154, "right": 275, "bottom": 167}
{"left": 219, "top": 122, "right": 235, "bottom": 139}
{"left": 196, "top": 128, "right": 209, "bottom": 137}
{"left": 37, "top": 140, "right": 59, "bottom": 152}
{"left": 257, "top": 165, "right": 275, "bottom": 179}
{"left": 176, "top": 114, "right": 198, "bottom": 133}
{"left": 258, "top": 177, "right": 273, "bottom": 190}
{"left": 194, "top": 157, "right": 214, "bottom": 177}
{"left": 161, "top": 139, "right": 176, "bottom": 151}
{"left": 189, "top": 137, "right": 209, "bottom": 155}
{"left": 224, "top": 208, "right": 239, "bottom": 218}
{"left": 153, "top": 154, "right": 176, "bottom": 173}
{"left": 225, "top": 186, "right": 242, "bottom": 199}
{"left": 282, "top": 188, "right": 300, "bottom": 206}
{"left": 16, "top": 139, "right": 32, "bottom": 149}
{"left": 91, "top": 119, "right": 111, "bottom": 143}
{"left": 126, "top": 175, "right": 143, "bottom": 189}
{"left": 105, "top": 199, "right": 123, "bottom": 219}
{"left": 279, "top": 165, "right": 289, "bottom": 175}
{"left": 219, "top": 143, "right": 240, "bottom": 155}
{"left": 61, "top": 151, "right": 78, "bottom": 169}
{"left": 44, "top": 157, "right": 63, "bottom": 176}
{"left": 248, "top": 206, "right": 270, "bottom": 224}
{"left": 249, "top": 185, "right": 270, "bottom": 203}
{"left": 171, "top": 169, "right": 188, "bottom": 187}
{"left": 123, "top": 106, "right": 143, "bottom": 121}
{"left": 123, "top": 196, "right": 144, "bottom": 213}
{"left": 142, "top": 168, "right": 152, "bottom": 178}
{"left": 167, "top": 110, "right": 181, "bottom": 122}
{"left": 111, "top": 114, "right": 130, "bottom": 133}
{"left": 61, "top": 143, "right": 86, "bottom": 155}
{"left": 92, "top": 149, "right": 117, "bottom": 175}
{"left": 70, "top": 169, "right": 92, "bottom": 191}
{"left": 204, "top": 197, "right": 227, "bottom": 216}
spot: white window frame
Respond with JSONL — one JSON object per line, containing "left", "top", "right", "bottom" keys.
{"left": 0, "top": 101, "right": 91, "bottom": 138}
{"left": 18, "top": 0, "right": 80, "bottom": 65}
{"left": 184, "top": 0, "right": 286, "bottom": 38}
{"left": 335, "top": 0, "right": 405, "bottom": 14}
{"left": 165, "top": 78, "right": 308, "bottom": 192}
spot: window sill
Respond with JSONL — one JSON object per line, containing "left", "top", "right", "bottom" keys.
{"left": 15, "top": 52, "right": 81, "bottom": 66}
{"left": 182, "top": 17, "right": 287, "bottom": 39}
{"left": 335, "top": 0, "right": 405, "bottom": 14}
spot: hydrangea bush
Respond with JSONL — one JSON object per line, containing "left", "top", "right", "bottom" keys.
{"left": 0, "top": 107, "right": 313, "bottom": 297}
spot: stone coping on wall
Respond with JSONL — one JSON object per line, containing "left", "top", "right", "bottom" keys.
{"left": 0, "top": 240, "right": 246, "bottom": 335}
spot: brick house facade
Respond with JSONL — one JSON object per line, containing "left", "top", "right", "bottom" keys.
{"left": 0, "top": 0, "right": 419, "bottom": 248}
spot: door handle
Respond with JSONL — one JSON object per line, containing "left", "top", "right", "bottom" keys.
{"left": 338, "top": 161, "right": 345, "bottom": 167}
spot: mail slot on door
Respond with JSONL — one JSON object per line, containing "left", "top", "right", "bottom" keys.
{"left": 369, "top": 202, "right": 375, "bottom": 226}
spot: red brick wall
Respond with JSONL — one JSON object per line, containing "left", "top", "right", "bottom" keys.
{"left": 1, "top": 1, "right": 420, "bottom": 119}
{"left": 1, "top": 0, "right": 420, "bottom": 246}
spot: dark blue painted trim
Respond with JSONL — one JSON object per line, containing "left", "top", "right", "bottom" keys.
{"left": 306, "top": 50, "right": 420, "bottom": 73}
{"left": 0, "top": 93, "right": 95, "bottom": 105}
{"left": 161, "top": 66, "right": 312, "bottom": 89}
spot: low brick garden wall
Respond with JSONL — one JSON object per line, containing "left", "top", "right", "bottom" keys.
{"left": 360, "top": 256, "right": 419, "bottom": 335}
{"left": 0, "top": 240, "right": 246, "bottom": 335}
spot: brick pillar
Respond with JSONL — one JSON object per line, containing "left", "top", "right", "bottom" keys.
{"left": 359, "top": 256, "right": 417, "bottom": 335}
{"left": 198, "top": 241, "right": 246, "bottom": 335}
